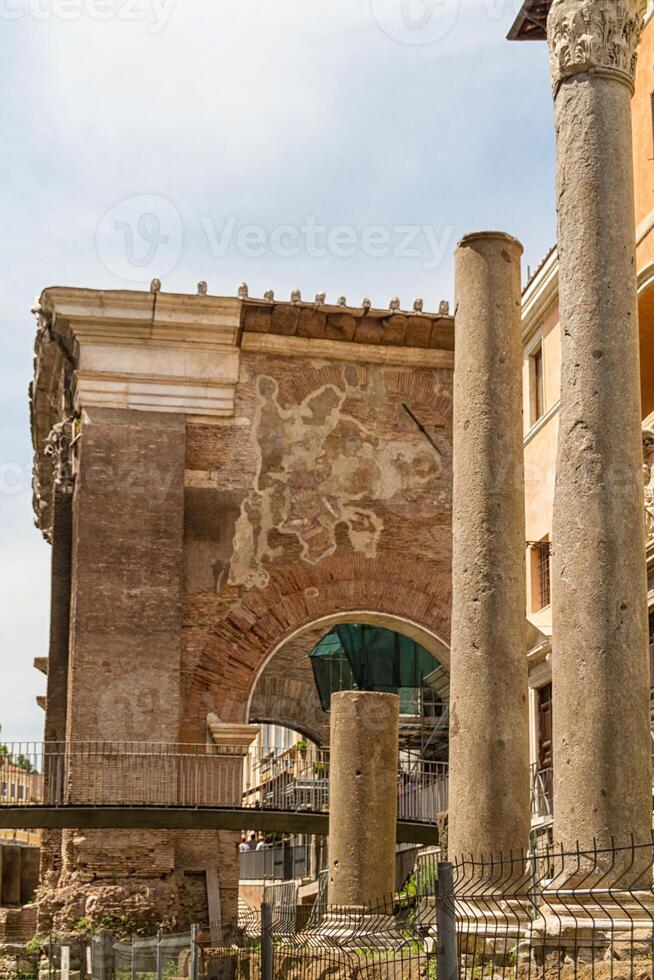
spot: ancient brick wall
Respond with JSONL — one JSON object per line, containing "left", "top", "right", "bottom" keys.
{"left": 34, "top": 292, "right": 454, "bottom": 934}
{"left": 38, "top": 408, "right": 189, "bottom": 933}
{"left": 181, "top": 349, "right": 453, "bottom": 746}
{"left": 38, "top": 486, "right": 73, "bottom": 931}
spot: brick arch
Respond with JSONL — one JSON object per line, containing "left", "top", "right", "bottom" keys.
{"left": 182, "top": 553, "right": 450, "bottom": 742}
{"left": 247, "top": 625, "right": 331, "bottom": 746}
{"left": 249, "top": 680, "right": 329, "bottom": 746}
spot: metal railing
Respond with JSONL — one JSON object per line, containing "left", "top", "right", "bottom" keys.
{"left": 398, "top": 760, "right": 448, "bottom": 820}
{"left": 530, "top": 762, "right": 553, "bottom": 820}
{"left": 239, "top": 841, "right": 319, "bottom": 881}
{"left": 29, "top": 840, "right": 654, "bottom": 980}
{"left": 0, "top": 742, "right": 447, "bottom": 825}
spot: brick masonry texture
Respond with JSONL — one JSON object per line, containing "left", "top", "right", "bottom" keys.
{"left": 38, "top": 487, "right": 73, "bottom": 932}
{"left": 38, "top": 309, "right": 453, "bottom": 934}
{"left": 181, "top": 353, "right": 453, "bottom": 744}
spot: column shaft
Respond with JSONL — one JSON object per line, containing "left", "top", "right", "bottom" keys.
{"left": 328, "top": 691, "right": 399, "bottom": 907}
{"left": 449, "top": 231, "right": 530, "bottom": 861}
{"left": 548, "top": 0, "right": 652, "bottom": 851}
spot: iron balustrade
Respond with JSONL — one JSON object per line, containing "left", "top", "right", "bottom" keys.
{"left": 530, "top": 763, "right": 553, "bottom": 820}
{"left": 239, "top": 841, "right": 318, "bottom": 881}
{"left": 0, "top": 742, "right": 447, "bottom": 825}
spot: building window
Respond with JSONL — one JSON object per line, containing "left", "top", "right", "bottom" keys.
{"left": 537, "top": 683, "right": 552, "bottom": 770}
{"left": 529, "top": 343, "right": 545, "bottom": 426}
{"left": 530, "top": 537, "right": 551, "bottom": 611}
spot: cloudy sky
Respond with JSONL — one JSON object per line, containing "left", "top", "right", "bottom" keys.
{"left": 0, "top": 0, "right": 555, "bottom": 744}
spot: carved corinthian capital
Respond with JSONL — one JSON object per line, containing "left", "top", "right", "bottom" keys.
{"left": 547, "top": 0, "right": 643, "bottom": 92}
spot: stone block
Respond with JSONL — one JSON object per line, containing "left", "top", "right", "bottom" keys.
{"left": 1, "top": 846, "right": 22, "bottom": 906}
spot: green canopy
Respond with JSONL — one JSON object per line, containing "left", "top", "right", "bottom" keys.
{"left": 309, "top": 624, "right": 439, "bottom": 712}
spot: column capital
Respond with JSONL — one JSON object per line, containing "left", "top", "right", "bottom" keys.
{"left": 547, "top": 0, "right": 644, "bottom": 93}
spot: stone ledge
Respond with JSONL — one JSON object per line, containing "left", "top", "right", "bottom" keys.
{"left": 241, "top": 332, "right": 454, "bottom": 368}
{"left": 242, "top": 298, "right": 454, "bottom": 352}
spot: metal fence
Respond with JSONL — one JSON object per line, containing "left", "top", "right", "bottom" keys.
{"left": 0, "top": 742, "right": 447, "bottom": 824}
{"left": 206, "top": 842, "right": 654, "bottom": 977}
{"left": 239, "top": 840, "right": 325, "bottom": 881}
{"left": 530, "top": 763, "right": 553, "bottom": 821}
{"left": 451, "top": 838, "right": 654, "bottom": 977}
{"left": 203, "top": 890, "right": 441, "bottom": 980}
{"left": 22, "top": 840, "right": 654, "bottom": 978}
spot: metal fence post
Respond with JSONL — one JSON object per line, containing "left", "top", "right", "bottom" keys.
{"left": 61, "top": 945, "right": 70, "bottom": 980}
{"left": 260, "top": 903, "right": 273, "bottom": 980}
{"left": 190, "top": 924, "right": 199, "bottom": 980}
{"left": 156, "top": 929, "right": 162, "bottom": 980}
{"left": 131, "top": 935, "right": 136, "bottom": 980}
{"left": 100, "top": 930, "right": 115, "bottom": 980}
{"left": 435, "top": 861, "right": 458, "bottom": 980}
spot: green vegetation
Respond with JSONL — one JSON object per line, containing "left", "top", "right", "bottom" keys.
{"left": 13, "top": 755, "right": 34, "bottom": 773}
{"left": 0, "top": 728, "right": 37, "bottom": 773}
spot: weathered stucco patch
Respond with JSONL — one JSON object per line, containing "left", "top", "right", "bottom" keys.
{"left": 228, "top": 368, "right": 442, "bottom": 588}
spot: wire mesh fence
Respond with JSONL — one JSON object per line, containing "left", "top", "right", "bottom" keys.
{"left": 202, "top": 893, "right": 437, "bottom": 980}
{"left": 18, "top": 840, "right": 654, "bottom": 979}
{"left": 451, "top": 838, "right": 654, "bottom": 978}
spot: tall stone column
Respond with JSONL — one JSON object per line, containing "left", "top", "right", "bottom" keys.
{"left": 328, "top": 691, "right": 399, "bottom": 907}
{"left": 547, "top": 0, "right": 652, "bottom": 853}
{"left": 449, "top": 232, "right": 530, "bottom": 862}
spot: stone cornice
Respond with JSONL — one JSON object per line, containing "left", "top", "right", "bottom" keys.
{"left": 241, "top": 332, "right": 454, "bottom": 369}
{"left": 636, "top": 207, "right": 654, "bottom": 247}
{"left": 522, "top": 248, "right": 654, "bottom": 349}
{"left": 32, "top": 288, "right": 244, "bottom": 537}
{"left": 241, "top": 297, "right": 454, "bottom": 354}
{"left": 37, "top": 288, "right": 242, "bottom": 419}
{"left": 39, "top": 287, "right": 241, "bottom": 348}
{"left": 31, "top": 287, "right": 456, "bottom": 537}
{"left": 547, "top": 0, "right": 644, "bottom": 94}
{"left": 207, "top": 719, "right": 260, "bottom": 751}
{"left": 521, "top": 248, "right": 559, "bottom": 342}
